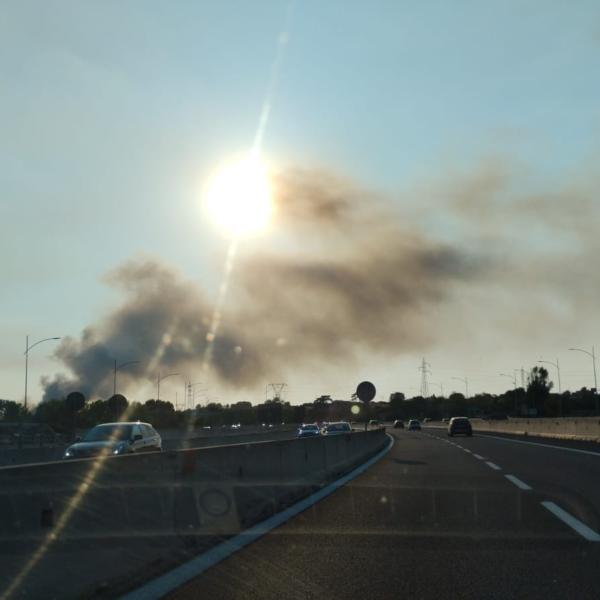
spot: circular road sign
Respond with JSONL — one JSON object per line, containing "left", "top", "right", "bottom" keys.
{"left": 356, "top": 381, "right": 376, "bottom": 403}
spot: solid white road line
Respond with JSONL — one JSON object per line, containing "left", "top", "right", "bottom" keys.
{"left": 485, "top": 461, "right": 501, "bottom": 471}
{"left": 475, "top": 433, "right": 600, "bottom": 457}
{"left": 505, "top": 474, "right": 532, "bottom": 491}
{"left": 541, "top": 501, "right": 600, "bottom": 542}
{"left": 473, "top": 454, "right": 484, "bottom": 460}
{"left": 122, "top": 434, "right": 396, "bottom": 600}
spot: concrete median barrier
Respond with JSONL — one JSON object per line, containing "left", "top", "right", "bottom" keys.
{"left": 0, "top": 430, "right": 386, "bottom": 544}
{"left": 471, "top": 417, "right": 600, "bottom": 442}
{"left": 0, "top": 430, "right": 388, "bottom": 599}
{"left": 0, "top": 428, "right": 298, "bottom": 468}
{"left": 162, "top": 427, "right": 298, "bottom": 451}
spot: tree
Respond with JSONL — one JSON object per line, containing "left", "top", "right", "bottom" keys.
{"left": 314, "top": 395, "right": 332, "bottom": 404}
{"left": 139, "top": 399, "right": 176, "bottom": 428}
{"left": 107, "top": 394, "right": 129, "bottom": 421}
{"left": 0, "top": 400, "right": 29, "bottom": 422}
{"left": 65, "top": 392, "right": 86, "bottom": 439}
{"left": 389, "top": 392, "right": 406, "bottom": 419}
{"left": 527, "top": 366, "right": 553, "bottom": 416}
{"left": 34, "top": 399, "right": 71, "bottom": 433}
{"left": 291, "top": 404, "right": 307, "bottom": 424}
{"left": 79, "top": 399, "right": 112, "bottom": 427}
{"left": 257, "top": 399, "right": 283, "bottom": 424}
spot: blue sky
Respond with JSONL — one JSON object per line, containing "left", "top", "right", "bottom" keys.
{"left": 2, "top": 1, "right": 600, "bottom": 404}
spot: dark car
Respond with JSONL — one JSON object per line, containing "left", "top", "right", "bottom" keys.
{"left": 297, "top": 423, "right": 321, "bottom": 438}
{"left": 448, "top": 417, "right": 472, "bottom": 437}
{"left": 393, "top": 420, "right": 404, "bottom": 429}
{"left": 407, "top": 419, "right": 421, "bottom": 431}
{"left": 63, "top": 422, "right": 162, "bottom": 459}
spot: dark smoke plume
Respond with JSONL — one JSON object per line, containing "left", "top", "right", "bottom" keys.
{"left": 42, "top": 168, "right": 488, "bottom": 400}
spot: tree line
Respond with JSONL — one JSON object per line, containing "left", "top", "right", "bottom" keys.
{"left": 0, "top": 366, "right": 597, "bottom": 434}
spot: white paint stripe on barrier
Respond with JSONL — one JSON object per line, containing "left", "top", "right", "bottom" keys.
{"left": 122, "top": 434, "right": 395, "bottom": 600}
{"left": 541, "top": 501, "right": 600, "bottom": 542}
{"left": 504, "top": 474, "right": 532, "bottom": 491}
{"left": 475, "top": 433, "right": 600, "bottom": 457}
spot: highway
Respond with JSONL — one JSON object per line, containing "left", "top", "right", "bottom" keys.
{"left": 162, "top": 427, "right": 600, "bottom": 600}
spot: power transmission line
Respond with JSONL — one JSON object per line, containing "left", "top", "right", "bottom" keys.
{"left": 418, "top": 358, "right": 431, "bottom": 397}
{"left": 266, "top": 382, "right": 288, "bottom": 402}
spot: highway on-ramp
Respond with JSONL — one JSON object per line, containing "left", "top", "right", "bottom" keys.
{"left": 163, "top": 428, "right": 600, "bottom": 600}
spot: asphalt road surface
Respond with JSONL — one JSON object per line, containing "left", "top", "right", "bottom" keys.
{"left": 165, "top": 427, "right": 600, "bottom": 600}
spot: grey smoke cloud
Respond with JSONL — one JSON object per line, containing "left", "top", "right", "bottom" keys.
{"left": 41, "top": 167, "right": 495, "bottom": 401}
{"left": 41, "top": 260, "right": 267, "bottom": 400}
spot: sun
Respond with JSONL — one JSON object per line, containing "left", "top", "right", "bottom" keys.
{"left": 205, "top": 154, "right": 273, "bottom": 236}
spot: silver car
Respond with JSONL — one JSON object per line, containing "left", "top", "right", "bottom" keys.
{"left": 322, "top": 422, "right": 352, "bottom": 435}
{"left": 407, "top": 419, "right": 422, "bottom": 431}
{"left": 297, "top": 423, "right": 321, "bottom": 438}
{"left": 63, "top": 422, "right": 162, "bottom": 459}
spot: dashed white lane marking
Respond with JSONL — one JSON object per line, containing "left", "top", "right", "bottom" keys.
{"left": 475, "top": 433, "right": 600, "bottom": 458}
{"left": 541, "top": 501, "right": 600, "bottom": 542}
{"left": 485, "top": 461, "right": 501, "bottom": 471}
{"left": 463, "top": 448, "right": 472, "bottom": 453}
{"left": 505, "top": 474, "right": 532, "bottom": 491}
{"left": 473, "top": 454, "right": 484, "bottom": 460}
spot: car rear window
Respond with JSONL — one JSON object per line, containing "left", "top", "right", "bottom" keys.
{"left": 327, "top": 423, "right": 350, "bottom": 432}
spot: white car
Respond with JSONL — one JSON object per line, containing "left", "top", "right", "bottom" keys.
{"left": 64, "top": 422, "right": 162, "bottom": 459}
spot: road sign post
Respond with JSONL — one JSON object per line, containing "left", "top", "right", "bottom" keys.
{"left": 356, "top": 381, "right": 376, "bottom": 431}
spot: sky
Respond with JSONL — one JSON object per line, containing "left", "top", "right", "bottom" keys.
{"left": 2, "top": 0, "right": 600, "bottom": 407}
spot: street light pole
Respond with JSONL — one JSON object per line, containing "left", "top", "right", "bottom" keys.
{"left": 451, "top": 376, "right": 469, "bottom": 398}
{"left": 188, "top": 382, "right": 205, "bottom": 409}
{"left": 113, "top": 360, "right": 140, "bottom": 396}
{"left": 157, "top": 371, "right": 179, "bottom": 401}
{"left": 537, "top": 359, "right": 561, "bottom": 393}
{"left": 569, "top": 346, "right": 598, "bottom": 413}
{"left": 500, "top": 373, "right": 519, "bottom": 415}
{"left": 24, "top": 335, "right": 61, "bottom": 410}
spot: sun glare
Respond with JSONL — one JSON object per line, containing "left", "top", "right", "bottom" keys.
{"left": 205, "top": 155, "right": 273, "bottom": 236}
